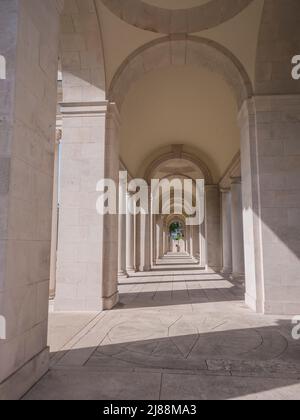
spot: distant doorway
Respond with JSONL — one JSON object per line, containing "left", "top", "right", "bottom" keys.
{"left": 170, "top": 221, "right": 185, "bottom": 253}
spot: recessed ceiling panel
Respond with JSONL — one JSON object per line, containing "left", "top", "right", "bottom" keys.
{"left": 101, "top": 0, "right": 254, "bottom": 34}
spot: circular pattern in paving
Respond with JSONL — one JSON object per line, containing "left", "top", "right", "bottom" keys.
{"left": 101, "top": 0, "right": 254, "bottom": 34}
{"left": 93, "top": 313, "right": 289, "bottom": 372}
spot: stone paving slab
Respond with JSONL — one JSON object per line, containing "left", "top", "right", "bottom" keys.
{"left": 24, "top": 266, "right": 300, "bottom": 400}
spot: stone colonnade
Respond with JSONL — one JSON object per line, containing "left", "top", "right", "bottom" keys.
{"left": 1, "top": 0, "right": 300, "bottom": 402}
{"left": 117, "top": 179, "right": 246, "bottom": 277}
{"left": 220, "top": 178, "right": 245, "bottom": 279}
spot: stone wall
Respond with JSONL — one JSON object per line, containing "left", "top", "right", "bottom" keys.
{"left": 256, "top": 0, "right": 300, "bottom": 95}
{"left": 240, "top": 95, "right": 300, "bottom": 314}
{"left": 0, "top": 0, "right": 61, "bottom": 399}
{"left": 55, "top": 0, "right": 119, "bottom": 311}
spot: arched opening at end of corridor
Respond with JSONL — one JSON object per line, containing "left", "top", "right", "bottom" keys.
{"left": 169, "top": 221, "right": 185, "bottom": 254}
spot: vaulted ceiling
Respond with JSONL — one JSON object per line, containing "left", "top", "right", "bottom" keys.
{"left": 95, "top": 0, "right": 264, "bottom": 181}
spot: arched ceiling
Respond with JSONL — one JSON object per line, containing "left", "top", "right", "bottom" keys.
{"left": 150, "top": 158, "right": 205, "bottom": 182}
{"left": 109, "top": 35, "right": 252, "bottom": 109}
{"left": 120, "top": 66, "right": 240, "bottom": 182}
{"left": 96, "top": 0, "right": 263, "bottom": 86}
{"left": 143, "top": 145, "right": 212, "bottom": 183}
{"left": 94, "top": 0, "right": 264, "bottom": 182}
{"left": 100, "top": 0, "right": 254, "bottom": 34}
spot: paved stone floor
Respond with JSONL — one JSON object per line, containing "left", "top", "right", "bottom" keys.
{"left": 24, "top": 255, "right": 300, "bottom": 400}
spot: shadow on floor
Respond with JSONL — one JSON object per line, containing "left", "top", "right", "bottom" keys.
{"left": 151, "top": 266, "right": 205, "bottom": 272}
{"left": 117, "top": 273, "right": 244, "bottom": 309}
{"left": 24, "top": 320, "right": 300, "bottom": 400}
{"left": 116, "top": 287, "right": 244, "bottom": 309}
{"left": 126, "top": 271, "right": 214, "bottom": 277}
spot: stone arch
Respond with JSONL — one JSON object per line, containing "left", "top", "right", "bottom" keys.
{"left": 101, "top": 0, "right": 254, "bottom": 35}
{"left": 165, "top": 214, "right": 186, "bottom": 235}
{"left": 255, "top": 0, "right": 300, "bottom": 95}
{"left": 108, "top": 35, "right": 253, "bottom": 109}
{"left": 56, "top": 0, "right": 121, "bottom": 314}
{"left": 161, "top": 194, "right": 197, "bottom": 219}
{"left": 144, "top": 147, "right": 213, "bottom": 185}
{"left": 60, "top": 0, "right": 106, "bottom": 101}
{"left": 166, "top": 215, "right": 186, "bottom": 247}
{"left": 166, "top": 213, "right": 185, "bottom": 225}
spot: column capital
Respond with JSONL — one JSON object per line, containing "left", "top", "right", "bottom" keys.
{"left": 230, "top": 176, "right": 242, "bottom": 185}
{"left": 205, "top": 184, "right": 219, "bottom": 191}
{"left": 60, "top": 101, "right": 120, "bottom": 125}
{"left": 60, "top": 100, "right": 108, "bottom": 115}
{"left": 220, "top": 187, "right": 231, "bottom": 194}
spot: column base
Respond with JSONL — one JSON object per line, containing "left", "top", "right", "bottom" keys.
{"left": 264, "top": 301, "right": 300, "bottom": 316}
{"left": 102, "top": 291, "right": 119, "bottom": 310}
{"left": 207, "top": 266, "right": 222, "bottom": 273}
{"left": 245, "top": 293, "right": 300, "bottom": 315}
{"left": 118, "top": 270, "right": 128, "bottom": 279}
{"left": 221, "top": 267, "right": 232, "bottom": 275}
{"left": 140, "top": 265, "right": 151, "bottom": 272}
{"left": 231, "top": 273, "right": 245, "bottom": 281}
{"left": 245, "top": 292, "right": 258, "bottom": 312}
{"left": 0, "top": 347, "right": 49, "bottom": 400}
{"left": 126, "top": 268, "right": 136, "bottom": 276}
{"left": 54, "top": 298, "right": 103, "bottom": 312}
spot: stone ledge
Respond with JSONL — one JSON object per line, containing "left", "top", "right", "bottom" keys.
{"left": 60, "top": 101, "right": 109, "bottom": 116}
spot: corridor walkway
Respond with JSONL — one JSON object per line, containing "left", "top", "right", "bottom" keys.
{"left": 24, "top": 255, "right": 300, "bottom": 400}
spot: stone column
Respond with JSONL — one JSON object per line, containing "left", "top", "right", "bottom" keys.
{"left": 156, "top": 218, "right": 161, "bottom": 260}
{"left": 126, "top": 193, "right": 135, "bottom": 275}
{"left": 162, "top": 225, "right": 168, "bottom": 256}
{"left": 221, "top": 189, "right": 233, "bottom": 274}
{"left": 49, "top": 130, "right": 61, "bottom": 299}
{"left": 55, "top": 102, "right": 120, "bottom": 311}
{"left": 239, "top": 96, "right": 300, "bottom": 315}
{"left": 230, "top": 178, "right": 245, "bottom": 279}
{"left": 193, "top": 225, "right": 200, "bottom": 262}
{"left": 152, "top": 214, "right": 156, "bottom": 264}
{"left": 189, "top": 226, "right": 194, "bottom": 257}
{"left": 55, "top": 102, "right": 120, "bottom": 312}
{"left": 166, "top": 229, "right": 170, "bottom": 253}
{"left": 159, "top": 220, "right": 164, "bottom": 258}
{"left": 186, "top": 225, "right": 191, "bottom": 255}
{"left": 205, "top": 185, "right": 221, "bottom": 271}
{"left": 135, "top": 213, "right": 141, "bottom": 273}
{"left": 200, "top": 223, "right": 207, "bottom": 267}
{"left": 138, "top": 189, "right": 151, "bottom": 271}
{"left": 162, "top": 226, "right": 165, "bottom": 256}
{"left": 118, "top": 212, "right": 127, "bottom": 278}
{"left": 139, "top": 212, "right": 151, "bottom": 271}
{"left": 0, "top": 0, "right": 61, "bottom": 399}
{"left": 133, "top": 214, "right": 137, "bottom": 272}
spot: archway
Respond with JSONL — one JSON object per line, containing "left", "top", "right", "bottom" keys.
{"left": 2, "top": 0, "right": 300, "bottom": 402}
{"left": 169, "top": 219, "right": 185, "bottom": 253}
{"left": 132, "top": 144, "right": 209, "bottom": 271}
{"left": 109, "top": 35, "right": 252, "bottom": 109}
